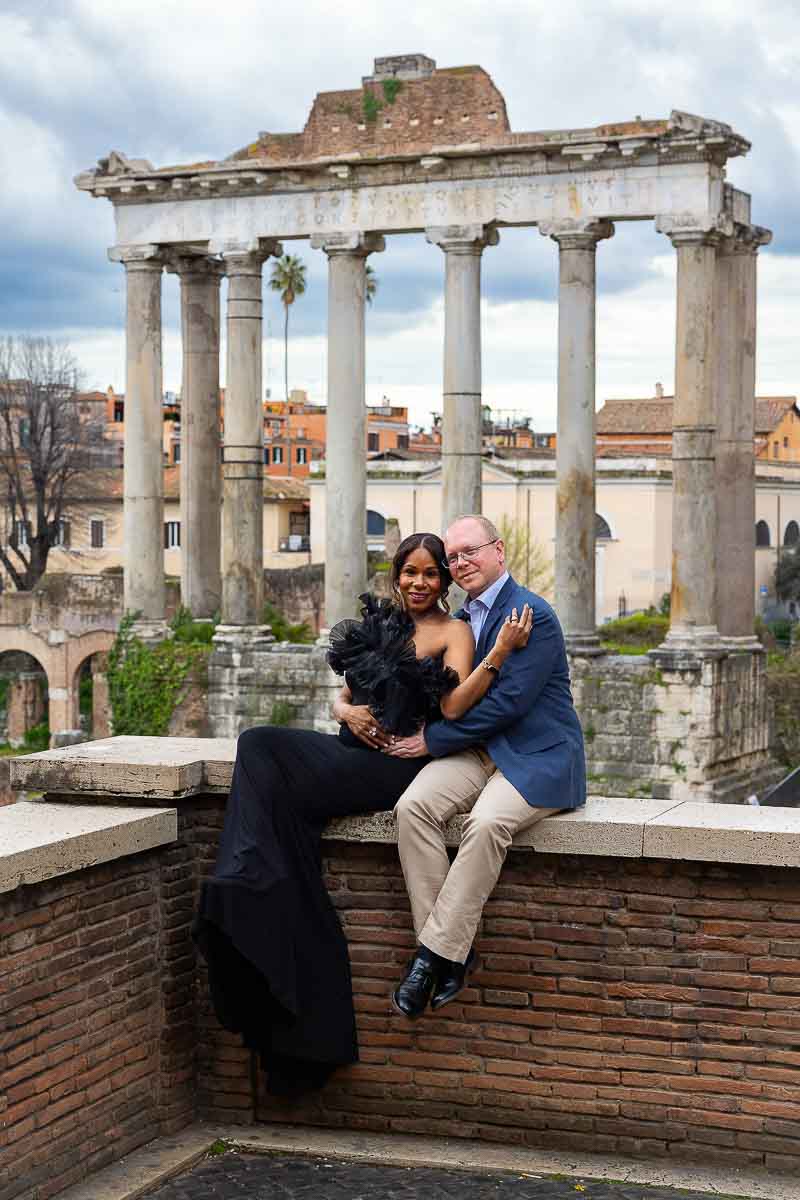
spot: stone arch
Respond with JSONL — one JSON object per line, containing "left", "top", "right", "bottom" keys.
{"left": 67, "top": 633, "right": 116, "bottom": 738}
{"left": 0, "top": 639, "right": 51, "bottom": 747}
{"left": 784, "top": 520, "right": 800, "bottom": 548}
{"left": 755, "top": 519, "right": 771, "bottom": 548}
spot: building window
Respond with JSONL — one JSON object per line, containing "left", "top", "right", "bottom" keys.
{"left": 55, "top": 519, "right": 70, "bottom": 549}
{"left": 595, "top": 513, "right": 612, "bottom": 540}
{"left": 90, "top": 519, "right": 105, "bottom": 549}
{"left": 296, "top": 446, "right": 307, "bottom": 465}
{"left": 367, "top": 509, "right": 386, "bottom": 537}
{"left": 164, "top": 521, "right": 181, "bottom": 549}
{"left": 785, "top": 520, "right": 800, "bottom": 547}
{"left": 755, "top": 519, "right": 771, "bottom": 548}
{"left": 114, "top": 400, "right": 124, "bottom": 422}
{"left": 774, "top": 441, "right": 780, "bottom": 457}
{"left": 18, "top": 419, "right": 30, "bottom": 449}
{"left": 785, "top": 436, "right": 790, "bottom": 449}
{"left": 289, "top": 511, "right": 310, "bottom": 537}
{"left": 173, "top": 442, "right": 181, "bottom": 464}
{"left": 263, "top": 447, "right": 270, "bottom": 463}
{"left": 368, "top": 432, "right": 380, "bottom": 452}
{"left": 273, "top": 446, "right": 283, "bottom": 465}
{"left": 12, "top": 519, "right": 29, "bottom": 548}
{"left": 397, "top": 433, "right": 409, "bottom": 450}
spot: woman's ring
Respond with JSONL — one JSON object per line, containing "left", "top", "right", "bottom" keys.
{"left": 370, "top": 726, "right": 377, "bottom": 736}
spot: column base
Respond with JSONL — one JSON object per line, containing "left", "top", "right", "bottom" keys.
{"left": 720, "top": 635, "right": 764, "bottom": 653}
{"left": 650, "top": 624, "right": 727, "bottom": 665}
{"left": 565, "top": 632, "right": 606, "bottom": 657}
{"left": 128, "top": 618, "right": 171, "bottom": 645}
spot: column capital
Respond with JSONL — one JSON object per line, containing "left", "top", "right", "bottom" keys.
{"left": 108, "top": 243, "right": 166, "bottom": 270}
{"left": 720, "top": 223, "right": 773, "bottom": 257}
{"left": 654, "top": 216, "right": 732, "bottom": 248}
{"left": 210, "top": 238, "right": 283, "bottom": 270}
{"left": 538, "top": 219, "right": 614, "bottom": 249}
{"left": 310, "top": 231, "right": 385, "bottom": 257}
{"left": 165, "top": 252, "right": 225, "bottom": 280}
{"left": 425, "top": 224, "right": 500, "bottom": 254}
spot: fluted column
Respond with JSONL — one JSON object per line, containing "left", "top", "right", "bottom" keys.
{"left": 171, "top": 255, "right": 223, "bottom": 618}
{"left": 109, "top": 244, "right": 166, "bottom": 638}
{"left": 218, "top": 240, "right": 281, "bottom": 626}
{"left": 311, "top": 231, "right": 385, "bottom": 628}
{"left": 714, "top": 224, "right": 772, "bottom": 643}
{"left": 426, "top": 224, "right": 499, "bottom": 529}
{"left": 657, "top": 223, "right": 721, "bottom": 647}
{"left": 540, "top": 219, "right": 613, "bottom": 653}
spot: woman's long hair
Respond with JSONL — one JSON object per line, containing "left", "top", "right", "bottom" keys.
{"left": 390, "top": 532, "right": 452, "bottom": 613}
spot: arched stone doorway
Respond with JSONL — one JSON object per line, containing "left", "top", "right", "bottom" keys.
{"left": 0, "top": 650, "right": 49, "bottom": 749}
{"left": 72, "top": 651, "right": 111, "bottom": 742}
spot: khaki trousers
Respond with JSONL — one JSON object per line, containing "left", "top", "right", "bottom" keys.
{"left": 395, "top": 748, "right": 554, "bottom": 963}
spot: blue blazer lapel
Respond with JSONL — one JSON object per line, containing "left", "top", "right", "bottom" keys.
{"left": 475, "top": 576, "right": 516, "bottom": 660}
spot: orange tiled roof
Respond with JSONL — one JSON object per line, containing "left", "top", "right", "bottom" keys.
{"left": 597, "top": 396, "right": 799, "bottom": 436}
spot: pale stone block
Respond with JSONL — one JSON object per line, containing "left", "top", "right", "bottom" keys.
{"left": 0, "top": 800, "right": 176, "bottom": 893}
{"left": 643, "top": 801, "right": 800, "bottom": 867}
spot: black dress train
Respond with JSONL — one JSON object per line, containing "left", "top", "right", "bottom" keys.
{"left": 192, "top": 596, "right": 457, "bottom": 1094}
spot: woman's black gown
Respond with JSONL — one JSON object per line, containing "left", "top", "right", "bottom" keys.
{"left": 192, "top": 596, "right": 457, "bottom": 1095}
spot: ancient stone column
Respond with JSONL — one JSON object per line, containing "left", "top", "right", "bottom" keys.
{"left": 217, "top": 240, "right": 281, "bottom": 627}
{"left": 657, "top": 224, "right": 722, "bottom": 647}
{"left": 426, "top": 225, "right": 499, "bottom": 529}
{"left": 540, "top": 220, "right": 613, "bottom": 653}
{"left": 311, "top": 232, "right": 385, "bottom": 628}
{"left": 714, "top": 225, "right": 772, "bottom": 643}
{"left": 109, "top": 244, "right": 166, "bottom": 639}
{"left": 172, "top": 255, "right": 224, "bottom": 619}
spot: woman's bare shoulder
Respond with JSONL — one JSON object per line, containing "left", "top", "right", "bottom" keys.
{"left": 445, "top": 616, "right": 475, "bottom": 648}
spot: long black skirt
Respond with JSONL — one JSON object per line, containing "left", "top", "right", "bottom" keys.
{"left": 192, "top": 725, "right": 428, "bottom": 1095}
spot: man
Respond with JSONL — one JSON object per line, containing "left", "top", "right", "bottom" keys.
{"left": 389, "top": 514, "right": 586, "bottom": 1018}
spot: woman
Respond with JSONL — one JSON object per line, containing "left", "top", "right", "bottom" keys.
{"left": 193, "top": 532, "right": 531, "bottom": 1095}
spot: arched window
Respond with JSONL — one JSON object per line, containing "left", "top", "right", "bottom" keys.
{"left": 366, "top": 510, "right": 385, "bottom": 537}
{"left": 755, "top": 520, "right": 771, "bottom": 548}
{"left": 595, "top": 513, "right": 612, "bottom": 541}
{"left": 785, "top": 520, "right": 800, "bottom": 547}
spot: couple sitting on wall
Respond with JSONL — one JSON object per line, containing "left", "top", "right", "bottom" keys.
{"left": 193, "top": 514, "right": 586, "bottom": 1094}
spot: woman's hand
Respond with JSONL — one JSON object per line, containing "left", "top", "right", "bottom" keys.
{"left": 343, "top": 704, "right": 392, "bottom": 750}
{"left": 494, "top": 604, "right": 533, "bottom": 655}
{"left": 382, "top": 730, "right": 428, "bottom": 758}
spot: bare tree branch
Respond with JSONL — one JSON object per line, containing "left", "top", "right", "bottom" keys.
{"left": 0, "top": 335, "right": 104, "bottom": 590}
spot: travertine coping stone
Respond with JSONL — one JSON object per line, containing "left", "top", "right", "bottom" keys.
{"left": 0, "top": 800, "right": 177, "bottom": 893}
{"left": 9, "top": 735, "right": 237, "bottom": 798}
{"left": 9, "top": 737, "right": 800, "bottom": 868}
{"left": 644, "top": 800, "right": 800, "bottom": 867}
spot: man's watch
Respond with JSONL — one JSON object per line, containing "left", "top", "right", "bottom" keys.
{"left": 481, "top": 657, "right": 499, "bottom": 675}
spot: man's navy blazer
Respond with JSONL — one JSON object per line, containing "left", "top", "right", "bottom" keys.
{"left": 424, "top": 575, "right": 586, "bottom": 811}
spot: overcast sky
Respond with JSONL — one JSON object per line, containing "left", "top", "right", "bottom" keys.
{"left": 0, "top": 0, "right": 798, "bottom": 431}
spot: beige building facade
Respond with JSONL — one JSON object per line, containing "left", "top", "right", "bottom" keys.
{"left": 310, "top": 457, "right": 800, "bottom": 624}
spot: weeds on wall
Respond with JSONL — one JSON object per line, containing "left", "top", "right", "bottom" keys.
{"left": 107, "top": 611, "right": 210, "bottom": 736}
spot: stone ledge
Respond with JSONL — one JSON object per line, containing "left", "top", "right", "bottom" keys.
{"left": 8, "top": 736, "right": 800, "bottom": 869}
{"left": 0, "top": 800, "right": 177, "bottom": 893}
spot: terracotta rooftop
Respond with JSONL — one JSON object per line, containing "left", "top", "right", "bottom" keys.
{"left": 597, "top": 395, "right": 799, "bottom": 436}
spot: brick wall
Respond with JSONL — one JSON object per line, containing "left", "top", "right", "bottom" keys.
{"left": 248, "top": 844, "right": 800, "bottom": 1173}
{"left": 4, "top": 798, "right": 800, "bottom": 1198}
{"left": 0, "top": 814, "right": 198, "bottom": 1200}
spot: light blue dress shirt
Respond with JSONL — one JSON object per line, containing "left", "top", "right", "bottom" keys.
{"left": 465, "top": 571, "right": 510, "bottom": 645}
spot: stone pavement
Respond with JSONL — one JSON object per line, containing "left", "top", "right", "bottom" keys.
{"left": 144, "top": 1151, "right": 752, "bottom": 1200}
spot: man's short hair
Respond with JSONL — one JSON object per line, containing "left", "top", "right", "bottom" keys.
{"left": 447, "top": 514, "right": 500, "bottom": 541}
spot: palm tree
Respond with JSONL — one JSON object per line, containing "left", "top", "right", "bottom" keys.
{"left": 365, "top": 264, "right": 378, "bottom": 306}
{"left": 268, "top": 254, "right": 307, "bottom": 402}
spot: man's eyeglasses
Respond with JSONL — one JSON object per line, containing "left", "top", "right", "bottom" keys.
{"left": 442, "top": 539, "right": 499, "bottom": 569}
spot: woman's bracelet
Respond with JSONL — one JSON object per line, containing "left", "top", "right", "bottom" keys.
{"left": 481, "top": 657, "right": 499, "bottom": 675}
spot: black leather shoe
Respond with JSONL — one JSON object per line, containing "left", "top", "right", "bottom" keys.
{"left": 391, "top": 948, "right": 440, "bottom": 1019}
{"left": 430, "top": 948, "right": 477, "bottom": 1011}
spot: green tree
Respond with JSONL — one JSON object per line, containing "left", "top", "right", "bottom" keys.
{"left": 365, "top": 264, "right": 378, "bottom": 306}
{"left": 497, "top": 515, "right": 554, "bottom": 597}
{"left": 268, "top": 254, "right": 307, "bottom": 402}
{"left": 776, "top": 547, "right": 800, "bottom": 605}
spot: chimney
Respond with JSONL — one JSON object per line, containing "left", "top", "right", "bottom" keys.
{"left": 655, "top": 382, "right": 664, "bottom": 399}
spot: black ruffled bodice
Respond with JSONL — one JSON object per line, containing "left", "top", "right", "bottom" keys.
{"left": 327, "top": 593, "right": 458, "bottom": 741}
